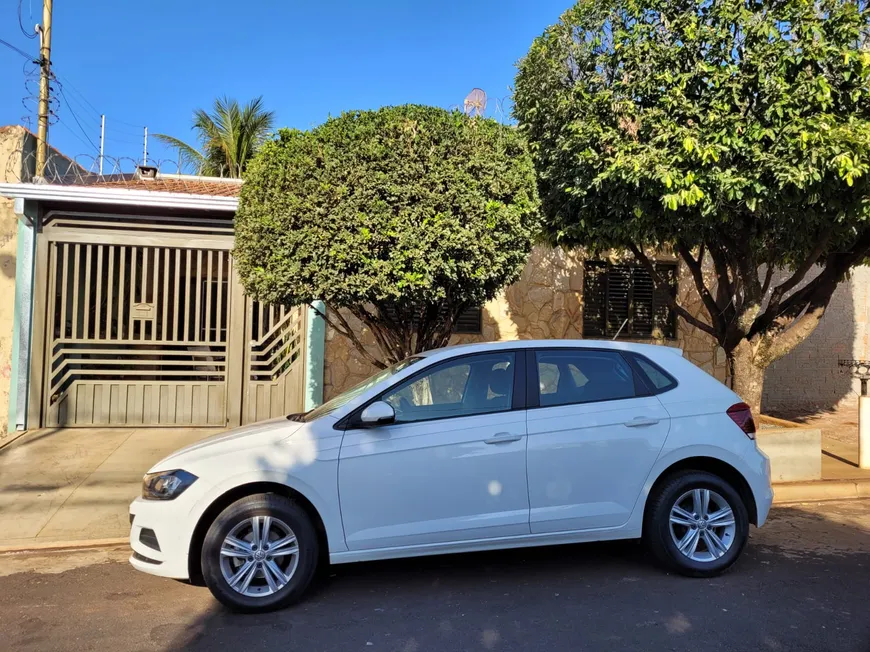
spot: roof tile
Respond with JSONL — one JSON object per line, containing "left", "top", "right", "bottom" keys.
{"left": 91, "top": 177, "right": 242, "bottom": 197}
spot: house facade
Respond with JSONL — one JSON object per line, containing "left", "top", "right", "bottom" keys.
{"left": 1, "top": 127, "right": 867, "bottom": 434}
{"left": 0, "top": 133, "right": 319, "bottom": 432}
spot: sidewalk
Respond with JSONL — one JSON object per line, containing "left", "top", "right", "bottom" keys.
{"left": 0, "top": 427, "right": 220, "bottom": 550}
{"left": 770, "top": 409, "right": 870, "bottom": 502}
{"left": 0, "top": 421, "right": 868, "bottom": 554}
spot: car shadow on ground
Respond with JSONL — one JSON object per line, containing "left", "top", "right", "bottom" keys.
{"left": 164, "top": 504, "right": 870, "bottom": 652}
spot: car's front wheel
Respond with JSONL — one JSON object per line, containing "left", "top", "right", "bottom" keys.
{"left": 201, "top": 493, "right": 319, "bottom": 612}
{"left": 644, "top": 470, "right": 749, "bottom": 577}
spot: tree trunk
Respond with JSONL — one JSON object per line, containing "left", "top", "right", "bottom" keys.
{"left": 728, "top": 340, "right": 765, "bottom": 415}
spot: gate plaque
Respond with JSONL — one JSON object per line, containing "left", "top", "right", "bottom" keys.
{"left": 131, "top": 302, "right": 156, "bottom": 320}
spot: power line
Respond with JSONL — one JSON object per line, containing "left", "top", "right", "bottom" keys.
{"left": 18, "top": 0, "right": 38, "bottom": 39}
{"left": 56, "top": 87, "right": 141, "bottom": 139}
{"left": 53, "top": 70, "right": 146, "bottom": 136}
{"left": 104, "top": 135, "right": 143, "bottom": 146}
{"left": 52, "top": 112, "right": 100, "bottom": 155}
{"left": 0, "top": 37, "right": 35, "bottom": 61}
{"left": 57, "top": 88, "right": 100, "bottom": 153}
{"left": 53, "top": 76, "right": 100, "bottom": 120}
{"left": 107, "top": 115, "right": 145, "bottom": 130}
{"left": 53, "top": 73, "right": 100, "bottom": 116}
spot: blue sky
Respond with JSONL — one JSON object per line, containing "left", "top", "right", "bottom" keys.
{"left": 1, "top": 0, "right": 567, "bottom": 173}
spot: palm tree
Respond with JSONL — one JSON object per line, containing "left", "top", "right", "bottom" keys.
{"left": 154, "top": 96, "right": 275, "bottom": 178}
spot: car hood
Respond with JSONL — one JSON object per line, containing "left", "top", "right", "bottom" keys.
{"left": 149, "top": 417, "right": 304, "bottom": 472}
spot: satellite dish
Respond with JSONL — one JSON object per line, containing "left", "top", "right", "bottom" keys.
{"left": 463, "top": 88, "right": 487, "bottom": 117}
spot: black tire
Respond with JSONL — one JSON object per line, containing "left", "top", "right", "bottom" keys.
{"left": 643, "top": 470, "right": 749, "bottom": 578}
{"left": 201, "top": 493, "right": 320, "bottom": 613}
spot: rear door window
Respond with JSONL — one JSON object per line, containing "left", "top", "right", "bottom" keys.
{"left": 534, "top": 350, "right": 637, "bottom": 407}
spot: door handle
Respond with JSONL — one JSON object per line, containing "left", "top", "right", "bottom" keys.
{"left": 624, "top": 417, "right": 660, "bottom": 428}
{"left": 484, "top": 432, "right": 523, "bottom": 445}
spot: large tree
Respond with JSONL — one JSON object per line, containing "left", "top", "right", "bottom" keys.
{"left": 514, "top": 0, "right": 870, "bottom": 411}
{"left": 154, "top": 96, "right": 274, "bottom": 177}
{"left": 234, "top": 105, "right": 540, "bottom": 368}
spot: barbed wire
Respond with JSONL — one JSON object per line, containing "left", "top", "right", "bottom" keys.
{"left": 5, "top": 147, "right": 239, "bottom": 195}
{"left": 5, "top": 87, "right": 516, "bottom": 194}
{"left": 17, "top": 60, "right": 149, "bottom": 157}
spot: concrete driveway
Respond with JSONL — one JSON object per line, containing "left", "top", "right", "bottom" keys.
{"left": 0, "top": 427, "right": 221, "bottom": 548}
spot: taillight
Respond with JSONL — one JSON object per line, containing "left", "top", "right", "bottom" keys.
{"left": 727, "top": 402, "right": 756, "bottom": 439}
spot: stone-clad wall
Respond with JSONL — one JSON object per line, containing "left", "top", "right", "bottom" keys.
{"left": 323, "top": 245, "right": 727, "bottom": 400}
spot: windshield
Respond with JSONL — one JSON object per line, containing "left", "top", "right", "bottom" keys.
{"left": 303, "top": 356, "right": 424, "bottom": 422}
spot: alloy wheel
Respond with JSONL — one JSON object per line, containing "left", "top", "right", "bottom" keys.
{"left": 668, "top": 488, "right": 736, "bottom": 563}
{"left": 219, "top": 516, "right": 300, "bottom": 597}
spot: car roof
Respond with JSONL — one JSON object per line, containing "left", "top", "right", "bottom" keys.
{"left": 419, "top": 339, "right": 683, "bottom": 361}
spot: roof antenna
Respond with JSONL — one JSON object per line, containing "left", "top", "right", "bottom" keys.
{"left": 463, "top": 88, "right": 487, "bottom": 117}
{"left": 612, "top": 318, "right": 628, "bottom": 340}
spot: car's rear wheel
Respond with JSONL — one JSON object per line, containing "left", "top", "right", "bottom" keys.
{"left": 644, "top": 470, "right": 748, "bottom": 577}
{"left": 201, "top": 494, "right": 319, "bottom": 612}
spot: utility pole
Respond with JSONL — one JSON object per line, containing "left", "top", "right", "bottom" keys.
{"left": 35, "top": 0, "right": 53, "bottom": 179}
{"left": 99, "top": 114, "right": 105, "bottom": 175}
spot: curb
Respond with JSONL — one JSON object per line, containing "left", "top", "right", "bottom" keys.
{"left": 0, "top": 537, "right": 128, "bottom": 555}
{"left": 773, "top": 479, "right": 870, "bottom": 504}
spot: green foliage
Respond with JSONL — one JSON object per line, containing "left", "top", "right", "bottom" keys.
{"left": 515, "top": 0, "right": 870, "bottom": 404}
{"left": 154, "top": 96, "right": 274, "bottom": 178}
{"left": 515, "top": 0, "right": 870, "bottom": 258}
{"left": 234, "top": 105, "right": 540, "bottom": 365}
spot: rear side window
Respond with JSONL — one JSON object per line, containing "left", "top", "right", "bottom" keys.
{"left": 535, "top": 350, "right": 636, "bottom": 407}
{"left": 631, "top": 354, "right": 678, "bottom": 394}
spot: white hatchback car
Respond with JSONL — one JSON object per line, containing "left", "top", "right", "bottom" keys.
{"left": 129, "top": 340, "right": 772, "bottom": 612}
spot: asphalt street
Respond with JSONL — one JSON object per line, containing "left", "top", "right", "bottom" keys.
{"left": 1, "top": 500, "right": 869, "bottom": 652}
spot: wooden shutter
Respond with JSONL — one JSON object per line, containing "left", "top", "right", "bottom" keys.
{"left": 606, "top": 264, "right": 632, "bottom": 335}
{"left": 583, "top": 261, "right": 677, "bottom": 338}
{"left": 581, "top": 262, "right": 607, "bottom": 337}
{"left": 631, "top": 266, "right": 655, "bottom": 336}
{"left": 455, "top": 306, "right": 483, "bottom": 334}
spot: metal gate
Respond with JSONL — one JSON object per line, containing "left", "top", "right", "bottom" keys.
{"left": 33, "top": 210, "right": 309, "bottom": 428}
{"left": 244, "top": 300, "right": 306, "bottom": 423}
{"left": 43, "top": 239, "right": 233, "bottom": 426}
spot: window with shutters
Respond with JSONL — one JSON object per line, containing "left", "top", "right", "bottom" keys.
{"left": 454, "top": 306, "right": 483, "bottom": 334}
{"left": 582, "top": 261, "right": 677, "bottom": 339}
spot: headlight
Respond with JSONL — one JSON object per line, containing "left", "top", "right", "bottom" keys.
{"left": 142, "top": 469, "right": 198, "bottom": 500}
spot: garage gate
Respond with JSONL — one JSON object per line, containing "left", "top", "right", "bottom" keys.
{"left": 31, "top": 210, "right": 307, "bottom": 428}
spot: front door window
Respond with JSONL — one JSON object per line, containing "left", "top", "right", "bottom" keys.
{"left": 383, "top": 353, "right": 515, "bottom": 423}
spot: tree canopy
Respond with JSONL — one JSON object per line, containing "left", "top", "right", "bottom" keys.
{"left": 515, "top": 0, "right": 870, "bottom": 409}
{"left": 154, "top": 96, "right": 274, "bottom": 177}
{"left": 234, "top": 104, "right": 540, "bottom": 367}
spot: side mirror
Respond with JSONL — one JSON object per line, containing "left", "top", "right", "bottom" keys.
{"left": 359, "top": 401, "right": 395, "bottom": 427}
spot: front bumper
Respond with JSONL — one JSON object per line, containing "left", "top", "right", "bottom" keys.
{"left": 128, "top": 487, "right": 207, "bottom": 580}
